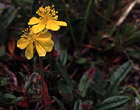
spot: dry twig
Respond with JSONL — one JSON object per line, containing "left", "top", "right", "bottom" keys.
{"left": 116, "top": 0, "right": 139, "bottom": 26}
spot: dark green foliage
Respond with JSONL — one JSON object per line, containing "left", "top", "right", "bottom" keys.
{"left": 0, "top": 0, "right": 140, "bottom": 109}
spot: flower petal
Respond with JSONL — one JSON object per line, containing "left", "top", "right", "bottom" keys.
{"left": 25, "top": 42, "right": 33, "bottom": 60}
{"left": 36, "top": 39, "right": 54, "bottom": 52}
{"left": 32, "top": 22, "right": 45, "bottom": 33}
{"left": 53, "top": 21, "right": 67, "bottom": 26}
{"left": 46, "top": 20, "right": 60, "bottom": 31}
{"left": 37, "top": 31, "right": 52, "bottom": 39}
{"left": 36, "top": 32, "right": 54, "bottom": 52}
{"left": 34, "top": 41, "right": 46, "bottom": 57}
{"left": 17, "top": 38, "right": 30, "bottom": 49}
{"left": 28, "top": 17, "right": 40, "bottom": 25}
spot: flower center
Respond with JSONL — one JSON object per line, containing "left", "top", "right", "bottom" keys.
{"left": 36, "top": 6, "right": 58, "bottom": 22}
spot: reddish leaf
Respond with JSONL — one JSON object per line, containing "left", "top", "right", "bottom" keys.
{"left": 41, "top": 80, "right": 54, "bottom": 107}
{"left": 22, "top": 64, "right": 31, "bottom": 75}
{"left": 51, "top": 49, "right": 59, "bottom": 58}
{"left": 5, "top": 52, "right": 27, "bottom": 62}
{"left": 8, "top": 38, "right": 15, "bottom": 55}
{"left": 12, "top": 54, "right": 27, "bottom": 61}
{"left": 37, "top": 75, "right": 41, "bottom": 80}
{"left": 8, "top": 106, "right": 13, "bottom": 110}
{"left": 85, "top": 67, "right": 96, "bottom": 79}
{"left": 81, "top": 104, "right": 92, "bottom": 110}
{"left": 44, "top": 64, "right": 51, "bottom": 74}
{"left": 112, "top": 57, "right": 121, "bottom": 63}
{"left": 17, "top": 98, "right": 28, "bottom": 107}
{"left": 83, "top": 44, "right": 95, "bottom": 49}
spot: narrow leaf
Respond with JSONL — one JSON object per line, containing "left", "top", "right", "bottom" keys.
{"left": 41, "top": 80, "right": 54, "bottom": 106}
{"left": 4, "top": 94, "right": 16, "bottom": 99}
{"left": 0, "top": 46, "right": 5, "bottom": 56}
{"left": 53, "top": 96, "right": 66, "bottom": 110}
{"left": 95, "top": 96, "right": 130, "bottom": 110}
{"left": 73, "top": 100, "right": 82, "bottom": 110}
{"left": 81, "top": 0, "right": 93, "bottom": 43}
{"left": 60, "top": 50, "right": 67, "bottom": 66}
{"left": 106, "top": 61, "right": 133, "bottom": 94}
{"left": 79, "top": 67, "right": 96, "bottom": 97}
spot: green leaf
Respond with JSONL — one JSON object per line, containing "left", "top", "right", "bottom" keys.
{"left": 76, "top": 58, "right": 87, "bottom": 64}
{"left": 57, "top": 63, "right": 74, "bottom": 88}
{"left": 104, "top": 43, "right": 115, "bottom": 52}
{"left": 101, "top": 0, "right": 114, "bottom": 30}
{"left": 90, "top": 83, "right": 103, "bottom": 97}
{"left": 106, "top": 61, "right": 133, "bottom": 94}
{"left": 78, "top": 73, "right": 92, "bottom": 97}
{"left": 81, "top": 0, "right": 94, "bottom": 43}
{"left": 16, "top": 97, "right": 22, "bottom": 102}
{"left": 58, "top": 81, "right": 73, "bottom": 101}
{"left": 53, "top": 96, "right": 66, "bottom": 110}
{"left": 89, "top": 70, "right": 103, "bottom": 97}
{"left": 127, "top": 85, "right": 140, "bottom": 103}
{"left": 110, "top": 60, "right": 132, "bottom": 84}
{"left": 4, "top": 94, "right": 16, "bottom": 99}
{"left": 0, "top": 7, "right": 18, "bottom": 40}
{"left": 60, "top": 50, "right": 67, "bottom": 66}
{"left": 94, "top": 70, "right": 103, "bottom": 88}
{"left": 0, "top": 78, "right": 7, "bottom": 86}
{"left": 95, "top": 96, "right": 130, "bottom": 110}
{"left": 124, "top": 31, "right": 140, "bottom": 46}
{"left": 73, "top": 100, "right": 82, "bottom": 110}
{"left": 58, "top": 81, "right": 72, "bottom": 94}
{"left": 126, "top": 48, "right": 140, "bottom": 59}
{"left": 0, "top": 46, "right": 5, "bottom": 56}
{"left": 18, "top": 72, "right": 26, "bottom": 80}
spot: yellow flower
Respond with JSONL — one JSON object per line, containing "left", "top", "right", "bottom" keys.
{"left": 28, "top": 5, "right": 67, "bottom": 33}
{"left": 17, "top": 28, "right": 54, "bottom": 60}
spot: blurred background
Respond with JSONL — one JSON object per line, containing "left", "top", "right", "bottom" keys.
{"left": 0, "top": 0, "right": 140, "bottom": 110}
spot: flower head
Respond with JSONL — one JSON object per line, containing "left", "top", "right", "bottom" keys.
{"left": 17, "top": 28, "right": 54, "bottom": 60}
{"left": 28, "top": 5, "right": 67, "bottom": 33}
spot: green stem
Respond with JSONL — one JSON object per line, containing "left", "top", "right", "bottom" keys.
{"left": 101, "top": 0, "right": 114, "bottom": 31}
{"left": 81, "top": 0, "right": 93, "bottom": 44}
{"left": 98, "top": 0, "right": 114, "bottom": 41}
{"left": 62, "top": 1, "right": 77, "bottom": 48}
{"left": 127, "top": 85, "right": 140, "bottom": 102}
